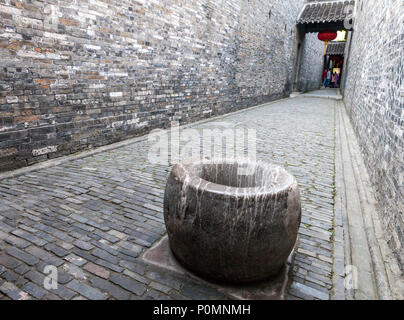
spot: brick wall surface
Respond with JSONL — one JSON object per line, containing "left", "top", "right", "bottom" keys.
{"left": 0, "top": 0, "right": 322, "bottom": 171}
{"left": 299, "top": 32, "right": 323, "bottom": 92}
{"left": 343, "top": 0, "right": 404, "bottom": 266}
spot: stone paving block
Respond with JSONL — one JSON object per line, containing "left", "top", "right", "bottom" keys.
{"left": 35, "top": 231, "right": 57, "bottom": 243}
{"left": 0, "top": 253, "right": 22, "bottom": 269}
{"left": 142, "top": 289, "right": 167, "bottom": 300}
{"left": 83, "top": 263, "right": 110, "bottom": 279}
{"left": 123, "top": 269, "right": 150, "bottom": 285}
{"left": 90, "top": 276, "right": 131, "bottom": 300}
{"left": 145, "top": 271, "right": 183, "bottom": 291}
{"left": 43, "top": 292, "right": 62, "bottom": 300}
{"left": 149, "top": 281, "right": 172, "bottom": 294}
{"left": 307, "top": 271, "right": 332, "bottom": 285}
{"left": 22, "top": 282, "right": 47, "bottom": 299}
{"left": 71, "top": 248, "right": 97, "bottom": 263}
{"left": 93, "top": 259, "right": 124, "bottom": 273}
{"left": 115, "top": 252, "right": 137, "bottom": 263}
{"left": 0, "top": 231, "right": 7, "bottom": 241}
{"left": 91, "top": 240, "right": 119, "bottom": 256}
{"left": 119, "top": 248, "right": 141, "bottom": 259}
{"left": 107, "top": 230, "right": 126, "bottom": 240}
{"left": 4, "top": 235, "right": 31, "bottom": 249}
{"left": 331, "top": 291, "right": 346, "bottom": 300}
{"left": 290, "top": 281, "right": 329, "bottom": 300}
{"left": 15, "top": 277, "right": 28, "bottom": 287}
{"left": 301, "top": 276, "right": 331, "bottom": 293}
{"left": 0, "top": 282, "right": 31, "bottom": 300}
{"left": 0, "top": 265, "right": 6, "bottom": 275}
{"left": 69, "top": 231, "right": 85, "bottom": 240}
{"left": 334, "top": 258, "right": 345, "bottom": 277}
{"left": 119, "top": 260, "right": 147, "bottom": 275}
{"left": 1, "top": 270, "right": 19, "bottom": 282}
{"left": 333, "top": 275, "right": 346, "bottom": 293}
{"left": 52, "top": 285, "right": 77, "bottom": 300}
{"left": 93, "top": 230, "right": 120, "bottom": 244}
{"left": 318, "top": 254, "right": 333, "bottom": 264}
{"left": 64, "top": 254, "right": 87, "bottom": 267}
{"left": 334, "top": 242, "right": 344, "bottom": 259}
{"left": 85, "top": 219, "right": 110, "bottom": 232}
{"left": 73, "top": 240, "right": 94, "bottom": 251}
{"left": 25, "top": 246, "right": 64, "bottom": 266}
{"left": 62, "top": 263, "right": 87, "bottom": 281}
{"left": 66, "top": 279, "right": 107, "bottom": 300}
{"left": 118, "top": 240, "right": 142, "bottom": 253}
{"left": 72, "top": 223, "right": 94, "bottom": 233}
{"left": 6, "top": 247, "right": 39, "bottom": 266}
{"left": 0, "top": 221, "right": 14, "bottom": 233}
{"left": 44, "top": 243, "right": 70, "bottom": 258}
{"left": 127, "top": 237, "right": 152, "bottom": 248}
{"left": 287, "top": 287, "right": 315, "bottom": 300}
{"left": 24, "top": 270, "right": 46, "bottom": 286}
{"left": 58, "top": 241, "right": 74, "bottom": 251}
{"left": 92, "top": 248, "right": 119, "bottom": 264}
{"left": 109, "top": 274, "right": 147, "bottom": 296}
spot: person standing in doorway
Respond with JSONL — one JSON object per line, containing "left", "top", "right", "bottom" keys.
{"left": 322, "top": 69, "right": 328, "bottom": 87}
{"left": 334, "top": 72, "right": 340, "bottom": 88}
{"left": 326, "top": 69, "right": 332, "bottom": 87}
{"left": 331, "top": 72, "right": 336, "bottom": 88}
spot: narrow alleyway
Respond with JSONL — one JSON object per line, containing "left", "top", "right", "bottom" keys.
{"left": 0, "top": 0, "right": 402, "bottom": 304}
{"left": 0, "top": 93, "right": 366, "bottom": 300}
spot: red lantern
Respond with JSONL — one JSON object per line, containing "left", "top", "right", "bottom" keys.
{"left": 318, "top": 31, "right": 337, "bottom": 55}
{"left": 317, "top": 31, "right": 338, "bottom": 42}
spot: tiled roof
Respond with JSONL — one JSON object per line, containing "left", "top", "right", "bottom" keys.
{"left": 326, "top": 42, "right": 346, "bottom": 55}
{"left": 297, "top": 0, "right": 355, "bottom": 24}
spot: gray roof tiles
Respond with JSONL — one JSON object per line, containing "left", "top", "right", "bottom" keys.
{"left": 326, "top": 42, "right": 346, "bottom": 55}
{"left": 298, "top": 0, "right": 355, "bottom": 24}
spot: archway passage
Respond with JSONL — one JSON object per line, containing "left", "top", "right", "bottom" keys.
{"left": 295, "top": 0, "right": 355, "bottom": 91}
{"left": 325, "top": 41, "right": 346, "bottom": 88}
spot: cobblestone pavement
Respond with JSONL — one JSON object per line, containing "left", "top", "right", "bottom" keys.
{"left": 0, "top": 96, "right": 339, "bottom": 300}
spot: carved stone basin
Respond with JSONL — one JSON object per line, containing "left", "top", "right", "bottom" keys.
{"left": 163, "top": 160, "right": 301, "bottom": 283}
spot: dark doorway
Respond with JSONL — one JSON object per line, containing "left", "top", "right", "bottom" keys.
{"left": 322, "top": 41, "right": 346, "bottom": 89}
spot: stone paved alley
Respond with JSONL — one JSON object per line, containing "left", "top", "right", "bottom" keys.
{"left": 1, "top": 92, "right": 401, "bottom": 300}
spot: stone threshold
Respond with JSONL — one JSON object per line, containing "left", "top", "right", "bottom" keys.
{"left": 142, "top": 235, "right": 294, "bottom": 300}
{"left": 301, "top": 90, "right": 343, "bottom": 100}
{"left": 335, "top": 100, "right": 404, "bottom": 299}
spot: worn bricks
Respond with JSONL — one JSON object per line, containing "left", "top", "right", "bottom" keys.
{"left": 6, "top": 247, "right": 39, "bottom": 266}
{"left": 342, "top": 0, "right": 404, "bottom": 267}
{"left": 0, "top": 0, "right": 322, "bottom": 172}
{"left": 66, "top": 279, "right": 107, "bottom": 300}
{"left": 0, "top": 94, "right": 340, "bottom": 299}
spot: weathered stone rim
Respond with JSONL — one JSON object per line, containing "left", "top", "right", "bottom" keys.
{"left": 171, "top": 159, "right": 297, "bottom": 198}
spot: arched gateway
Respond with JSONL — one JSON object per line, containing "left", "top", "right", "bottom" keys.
{"left": 293, "top": 0, "right": 355, "bottom": 91}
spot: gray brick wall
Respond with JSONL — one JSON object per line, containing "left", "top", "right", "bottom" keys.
{"left": 299, "top": 32, "right": 323, "bottom": 92}
{"left": 0, "top": 0, "right": 322, "bottom": 171}
{"left": 343, "top": 0, "right": 404, "bottom": 267}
